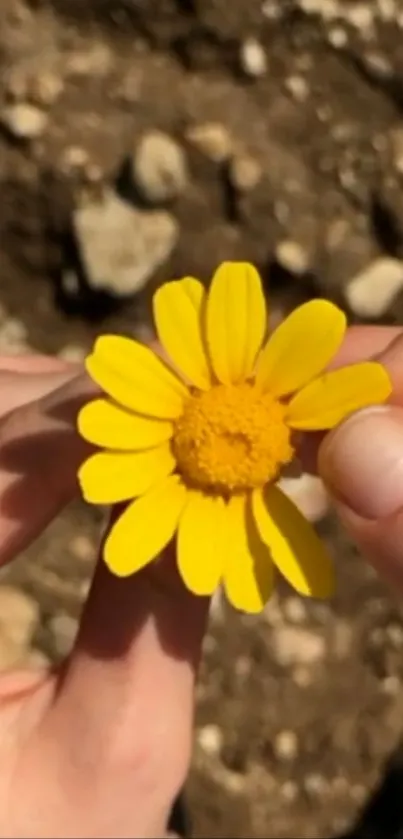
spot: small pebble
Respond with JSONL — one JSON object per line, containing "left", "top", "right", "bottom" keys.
{"left": 70, "top": 535, "right": 94, "bottom": 562}
{"left": 50, "top": 613, "right": 79, "bottom": 658}
{"left": 1, "top": 103, "right": 48, "bottom": 139}
{"left": 228, "top": 154, "right": 262, "bottom": 192}
{"left": 240, "top": 37, "right": 267, "bottom": 78}
{"left": 132, "top": 130, "right": 188, "bottom": 204}
{"left": 345, "top": 256, "right": 403, "bottom": 318}
{"left": 198, "top": 724, "right": 223, "bottom": 756}
{"left": 185, "top": 122, "right": 233, "bottom": 163}
{"left": 30, "top": 72, "right": 63, "bottom": 107}
{"left": 275, "top": 239, "right": 310, "bottom": 275}
{"left": 285, "top": 75, "right": 309, "bottom": 103}
{"left": 274, "top": 730, "right": 299, "bottom": 761}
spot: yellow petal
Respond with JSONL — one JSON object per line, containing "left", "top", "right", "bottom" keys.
{"left": 86, "top": 335, "right": 188, "bottom": 420}
{"left": 206, "top": 262, "right": 266, "bottom": 384}
{"left": 78, "top": 444, "right": 175, "bottom": 504}
{"left": 253, "top": 485, "right": 334, "bottom": 598}
{"left": 104, "top": 475, "right": 187, "bottom": 577}
{"left": 223, "top": 494, "right": 274, "bottom": 614}
{"left": 287, "top": 361, "right": 392, "bottom": 430}
{"left": 153, "top": 278, "right": 211, "bottom": 389}
{"left": 177, "top": 491, "right": 225, "bottom": 596}
{"left": 256, "top": 300, "right": 346, "bottom": 395}
{"left": 78, "top": 398, "right": 173, "bottom": 450}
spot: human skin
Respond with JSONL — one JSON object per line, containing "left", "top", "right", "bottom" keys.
{"left": 0, "top": 328, "right": 401, "bottom": 837}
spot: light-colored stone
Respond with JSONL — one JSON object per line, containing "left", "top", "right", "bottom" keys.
{"left": 74, "top": 190, "right": 178, "bottom": 297}
{"left": 185, "top": 122, "right": 233, "bottom": 163}
{"left": 376, "top": 0, "right": 397, "bottom": 23}
{"left": 282, "top": 597, "right": 307, "bottom": 625}
{"left": 30, "top": 72, "right": 63, "bottom": 107}
{"left": 278, "top": 474, "right": 329, "bottom": 522}
{"left": 228, "top": 154, "right": 262, "bottom": 192}
{"left": 1, "top": 103, "right": 48, "bottom": 139}
{"left": 50, "top": 613, "right": 79, "bottom": 658}
{"left": 27, "top": 649, "right": 50, "bottom": 669}
{"left": 58, "top": 344, "right": 86, "bottom": 363}
{"left": 61, "top": 145, "right": 90, "bottom": 174}
{"left": 198, "top": 724, "right": 223, "bottom": 756}
{"left": 281, "top": 780, "right": 299, "bottom": 802}
{"left": 285, "top": 75, "right": 309, "bottom": 103}
{"left": 60, "top": 270, "right": 80, "bottom": 297}
{"left": 240, "top": 38, "right": 267, "bottom": 78}
{"left": 272, "top": 626, "right": 326, "bottom": 667}
{"left": 132, "top": 130, "right": 188, "bottom": 204}
{"left": 346, "top": 3, "right": 373, "bottom": 31}
{"left": 0, "top": 585, "right": 39, "bottom": 649}
{"left": 328, "top": 26, "right": 348, "bottom": 48}
{"left": 70, "top": 534, "right": 94, "bottom": 562}
{"left": 67, "top": 42, "right": 113, "bottom": 77}
{"left": 345, "top": 256, "right": 403, "bottom": 317}
{"left": 274, "top": 730, "right": 299, "bottom": 761}
{"left": 304, "top": 773, "right": 328, "bottom": 797}
{"left": 275, "top": 239, "right": 311, "bottom": 275}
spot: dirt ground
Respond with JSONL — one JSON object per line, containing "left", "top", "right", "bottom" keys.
{"left": 2, "top": 1, "right": 403, "bottom": 837}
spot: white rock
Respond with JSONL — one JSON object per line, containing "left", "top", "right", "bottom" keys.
{"left": 275, "top": 239, "right": 311, "bottom": 275}
{"left": 198, "top": 724, "right": 223, "bottom": 756}
{"left": 281, "top": 780, "right": 299, "bottom": 801}
{"left": 228, "top": 154, "right": 262, "bottom": 191}
{"left": 304, "top": 773, "right": 328, "bottom": 797}
{"left": 70, "top": 534, "right": 94, "bottom": 562}
{"left": 27, "top": 649, "right": 50, "bottom": 669}
{"left": 346, "top": 3, "right": 374, "bottom": 30}
{"left": 240, "top": 38, "right": 268, "bottom": 78}
{"left": 345, "top": 256, "right": 403, "bottom": 317}
{"left": 185, "top": 122, "right": 233, "bottom": 163}
{"left": 58, "top": 344, "right": 86, "bottom": 363}
{"left": 278, "top": 474, "right": 329, "bottom": 522}
{"left": 328, "top": 26, "right": 349, "bottom": 48}
{"left": 30, "top": 72, "right": 63, "bottom": 107}
{"left": 272, "top": 626, "right": 326, "bottom": 667}
{"left": 376, "top": 0, "right": 397, "bottom": 23}
{"left": 282, "top": 597, "right": 307, "bottom": 624}
{"left": 132, "top": 130, "right": 188, "bottom": 203}
{"left": 285, "top": 75, "right": 309, "bottom": 103}
{"left": 74, "top": 190, "right": 178, "bottom": 297}
{"left": 50, "top": 613, "right": 78, "bottom": 657}
{"left": 1, "top": 103, "right": 48, "bottom": 139}
{"left": 274, "top": 730, "right": 299, "bottom": 761}
{"left": 0, "top": 585, "right": 39, "bottom": 649}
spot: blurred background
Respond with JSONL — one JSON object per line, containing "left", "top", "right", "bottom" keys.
{"left": 1, "top": 0, "right": 403, "bottom": 836}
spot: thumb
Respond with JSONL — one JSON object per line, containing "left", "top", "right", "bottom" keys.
{"left": 319, "top": 405, "right": 403, "bottom": 589}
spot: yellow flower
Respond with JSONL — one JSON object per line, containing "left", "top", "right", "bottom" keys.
{"left": 78, "top": 262, "right": 391, "bottom": 613}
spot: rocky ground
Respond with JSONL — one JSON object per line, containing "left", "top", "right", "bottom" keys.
{"left": 1, "top": 0, "right": 403, "bottom": 836}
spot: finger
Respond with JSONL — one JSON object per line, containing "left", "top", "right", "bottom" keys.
{"left": 329, "top": 325, "right": 402, "bottom": 368}
{"left": 50, "top": 535, "right": 209, "bottom": 828}
{"left": 0, "top": 355, "right": 76, "bottom": 374}
{"left": 0, "top": 372, "right": 95, "bottom": 565}
{"left": 299, "top": 326, "right": 403, "bottom": 473}
{"left": 330, "top": 501, "right": 403, "bottom": 593}
{"left": 318, "top": 333, "right": 403, "bottom": 589}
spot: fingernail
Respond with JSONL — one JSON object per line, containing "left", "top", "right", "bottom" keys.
{"left": 320, "top": 406, "right": 403, "bottom": 519}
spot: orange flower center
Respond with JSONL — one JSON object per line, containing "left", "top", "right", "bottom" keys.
{"left": 173, "top": 383, "right": 294, "bottom": 492}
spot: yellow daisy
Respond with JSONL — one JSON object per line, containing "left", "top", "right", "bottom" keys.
{"left": 77, "top": 262, "right": 391, "bottom": 613}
